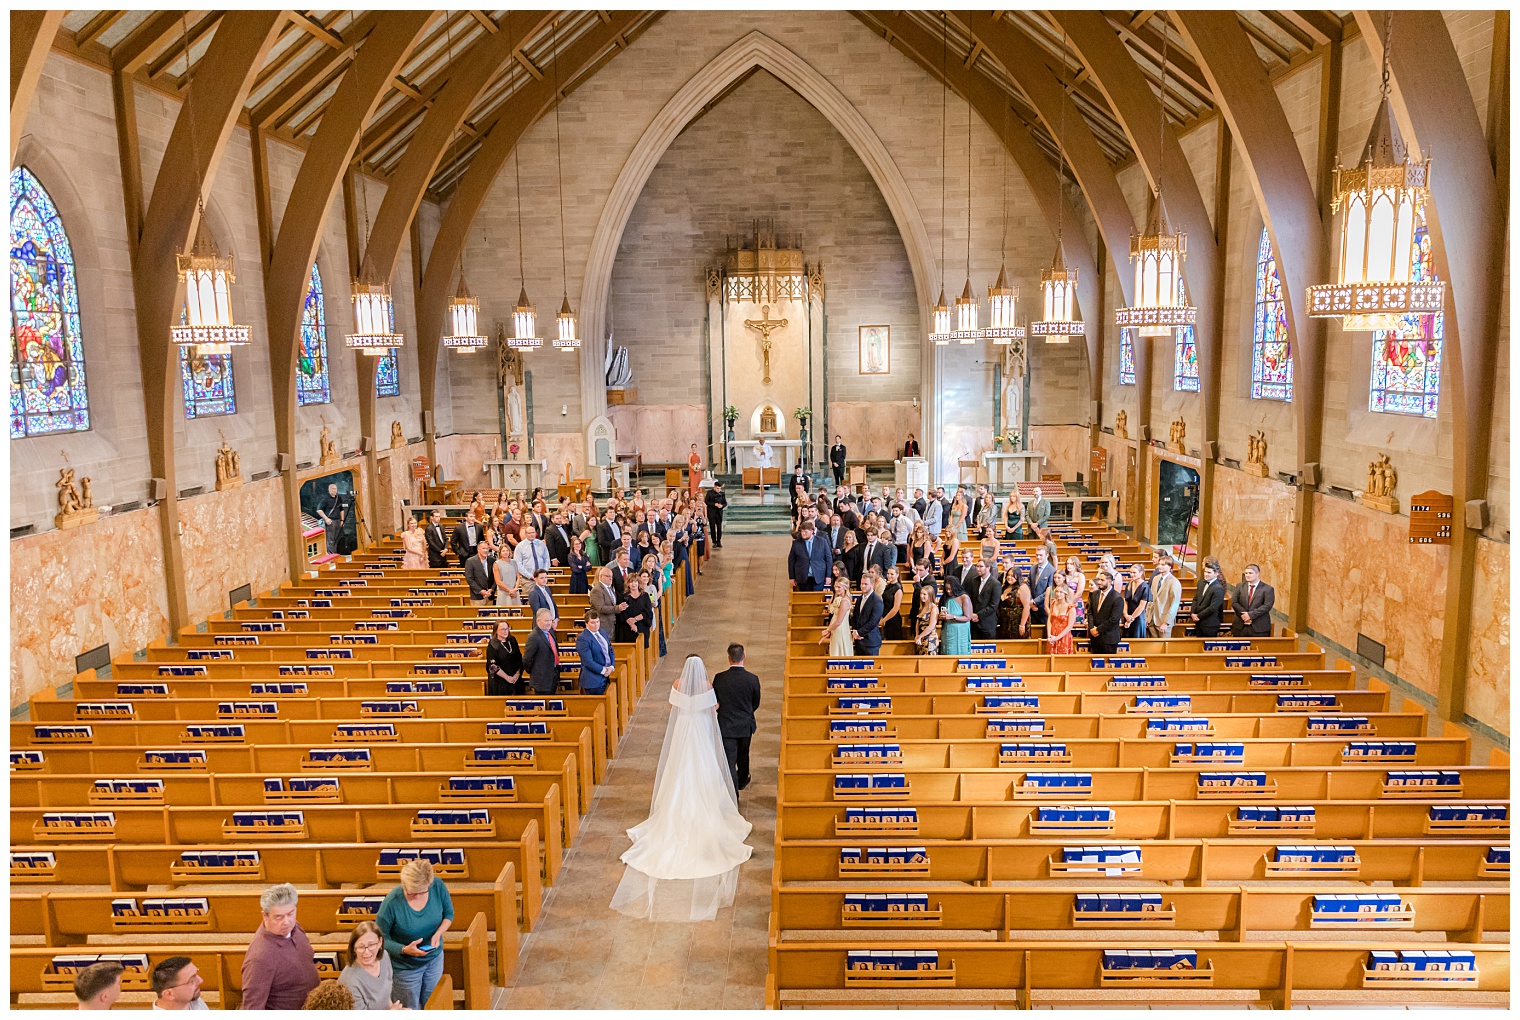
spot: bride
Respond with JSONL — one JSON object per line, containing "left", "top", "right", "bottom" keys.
{"left": 610, "top": 656, "right": 753, "bottom": 921}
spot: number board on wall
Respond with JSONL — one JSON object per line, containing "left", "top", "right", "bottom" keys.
{"left": 1408, "top": 490, "right": 1453, "bottom": 545}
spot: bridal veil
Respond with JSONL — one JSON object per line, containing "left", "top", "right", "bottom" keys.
{"left": 610, "top": 655, "right": 753, "bottom": 921}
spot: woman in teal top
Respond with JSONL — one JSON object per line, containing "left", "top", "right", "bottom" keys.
{"left": 377, "top": 859, "right": 454, "bottom": 1009}
{"left": 940, "top": 573, "right": 973, "bottom": 656}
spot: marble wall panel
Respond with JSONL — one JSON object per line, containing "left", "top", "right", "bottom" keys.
{"left": 10, "top": 507, "right": 169, "bottom": 706}
{"left": 941, "top": 424, "right": 995, "bottom": 485}
{"left": 1307, "top": 493, "right": 1447, "bottom": 697}
{"left": 1028, "top": 425, "right": 1091, "bottom": 487}
{"left": 826, "top": 402, "right": 920, "bottom": 463}
{"left": 179, "top": 477, "right": 290, "bottom": 620}
{"left": 1208, "top": 467, "right": 1296, "bottom": 607}
{"left": 1095, "top": 433, "right": 1140, "bottom": 530}
{"left": 536, "top": 433, "right": 586, "bottom": 491}
{"left": 1465, "top": 538, "right": 1509, "bottom": 737}
{"left": 374, "top": 444, "right": 426, "bottom": 535}
{"left": 607, "top": 404, "right": 706, "bottom": 465}
{"left": 435, "top": 434, "right": 501, "bottom": 493}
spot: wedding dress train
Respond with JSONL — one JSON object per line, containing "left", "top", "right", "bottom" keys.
{"left": 609, "top": 656, "right": 753, "bottom": 921}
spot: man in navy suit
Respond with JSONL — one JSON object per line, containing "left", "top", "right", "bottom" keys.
{"left": 573, "top": 610, "right": 615, "bottom": 694}
{"left": 787, "top": 521, "right": 832, "bottom": 591}
{"left": 527, "top": 568, "right": 557, "bottom": 623}
{"left": 1029, "top": 546, "right": 1055, "bottom": 628}
{"left": 851, "top": 581, "right": 884, "bottom": 655}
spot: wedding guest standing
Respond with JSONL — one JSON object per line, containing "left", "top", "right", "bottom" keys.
{"left": 523, "top": 609, "right": 561, "bottom": 695}
{"left": 424, "top": 510, "right": 449, "bottom": 568}
{"left": 1231, "top": 564, "right": 1276, "bottom": 637}
{"left": 484, "top": 620, "right": 523, "bottom": 696}
{"left": 241, "top": 884, "right": 320, "bottom": 1009}
{"left": 1122, "top": 564, "right": 1151, "bottom": 638}
{"left": 574, "top": 610, "right": 616, "bottom": 694}
{"left": 939, "top": 575, "right": 972, "bottom": 656}
{"left": 568, "top": 537, "right": 591, "bottom": 595}
{"left": 881, "top": 566, "right": 905, "bottom": 641}
{"left": 400, "top": 517, "right": 428, "bottom": 570}
{"left": 339, "top": 921, "right": 401, "bottom": 1010}
{"left": 1189, "top": 559, "right": 1225, "bottom": 637}
{"left": 829, "top": 435, "right": 848, "bottom": 486}
{"left": 378, "top": 860, "right": 453, "bottom": 1010}
{"left": 1147, "top": 554, "right": 1183, "bottom": 638}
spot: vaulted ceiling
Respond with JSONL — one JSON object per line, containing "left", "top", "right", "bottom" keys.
{"left": 43, "top": 10, "right": 1352, "bottom": 201}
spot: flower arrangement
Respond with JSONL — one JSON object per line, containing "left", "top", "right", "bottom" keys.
{"left": 793, "top": 406, "right": 812, "bottom": 423}
{"left": 722, "top": 405, "right": 740, "bottom": 426}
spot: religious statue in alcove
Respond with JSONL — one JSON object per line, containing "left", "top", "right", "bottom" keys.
{"left": 1245, "top": 431, "right": 1269, "bottom": 477}
{"left": 497, "top": 326, "right": 527, "bottom": 443}
{"left": 390, "top": 421, "right": 406, "bottom": 449}
{"left": 998, "top": 337, "right": 1026, "bottom": 451}
{"left": 319, "top": 424, "right": 339, "bottom": 466}
{"left": 1114, "top": 409, "right": 1128, "bottom": 440}
{"left": 1169, "top": 418, "right": 1187, "bottom": 455}
{"left": 1361, "top": 453, "right": 1399, "bottom": 514}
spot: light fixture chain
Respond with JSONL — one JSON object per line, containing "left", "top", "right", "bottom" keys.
{"left": 1055, "top": 25, "right": 1068, "bottom": 247}
{"left": 940, "top": 13, "right": 949, "bottom": 285}
{"left": 1155, "top": 23, "right": 1170, "bottom": 218}
{"left": 552, "top": 18, "right": 569, "bottom": 294}
{"left": 1381, "top": 11, "right": 1393, "bottom": 97}
{"left": 965, "top": 13, "right": 973, "bottom": 280}
{"left": 180, "top": 14, "right": 207, "bottom": 232}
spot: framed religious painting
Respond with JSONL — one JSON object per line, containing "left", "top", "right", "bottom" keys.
{"left": 859, "top": 325, "right": 890, "bottom": 375}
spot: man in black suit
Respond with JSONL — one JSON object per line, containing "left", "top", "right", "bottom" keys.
{"left": 1231, "top": 563, "right": 1276, "bottom": 637}
{"left": 850, "top": 581, "right": 884, "bottom": 655}
{"left": 829, "top": 435, "right": 848, "bottom": 486}
{"left": 968, "top": 559, "right": 1001, "bottom": 640}
{"left": 861, "top": 532, "right": 893, "bottom": 578}
{"left": 545, "top": 511, "right": 573, "bottom": 566}
{"left": 424, "top": 510, "right": 449, "bottom": 568}
{"left": 450, "top": 510, "right": 483, "bottom": 566}
{"left": 712, "top": 643, "right": 762, "bottom": 793}
{"left": 789, "top": 464, "right": 810, "bottom": 512}
{"left": 705, "top": 482, "right": 728, "bottom": 549}
{"left": 521, "top": 609, "right": 561, "bottom": 695}
{"left": 464, "top": 541, "right": 495, "bottom": 606}
{"left": 595, "top": 508, "right": 622, "bottom": 557}
{"left": 610, "top": 548, "right": 633, "bottom": 596}
{"left": 952, "top": 549, "right": 978, "bottom": 593}
{"left": 1087, "top": 569, "right": 1125, "bottom": 653}
{"left": 1189, "top": 560, "right": 1225, "bottom": 637}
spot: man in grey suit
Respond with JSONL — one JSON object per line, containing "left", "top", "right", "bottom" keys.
{"left": 1025, "top": 487, "right": 1051, "bottom": 536}
{"left": 589, "top": 566, "right": 623, "bottom": 633}
{"left": 464, "top": 542, "right": 494, "bottom": 606}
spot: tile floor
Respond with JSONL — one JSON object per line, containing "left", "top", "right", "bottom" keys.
{"left": 496, "top": 534, "right": 788, "bottom": 1009}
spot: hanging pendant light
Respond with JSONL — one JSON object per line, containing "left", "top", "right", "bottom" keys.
{"left": 929, "top": 289, "right": 953, "bottom": 345}
{"left": 345, "top": 168, "right": 404, "bottom": 355}
{"left": 986, "top": 87, "right": 1023, "bottom": 345}
{"left": 954, "top": 25, "right": 984, "bottom": 347}
{"left": 442, "top": 271, "right": 487, "bottom": 353}
{"left": 548, "top": 18, "right": 580, "bottom": 352}
{"left": 1308, "top": 13, "right": 1443, "bottom": 331}
{"left": 170, "top": 13, "right": 250, "bottom": 358}
{"left": 1114, "top": 23, "right": 1195, "bottom": 340}
{"left": 507, "top": 145, "right": 541, "bottom": 349}
{"left": 929, "top": 14, "right": 954, "bottom": 347}
{"left": 1030, "top": 28, "right": 1084, "bottom": 346}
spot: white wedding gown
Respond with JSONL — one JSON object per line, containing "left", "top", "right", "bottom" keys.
{"left": 610, "top": 656, "right": 753, "bottom": 921}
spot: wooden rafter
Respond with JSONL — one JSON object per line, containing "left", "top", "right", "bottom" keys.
{"left": 468, "top": 11, "right": 499, "bottom": 35}
{"left": 1236, "top": 13, "right": 1294, "bottom": 66}
{"left": 291, "top": 11, "right": 345, "bottom": 51}
{"left": 111, "top": 10, "right": 193, "bottom": 74}
{"left": 1103, "top": 13, "right": 1213, "bottom": 105}
{"left": 249, "top": 12, "right": 378, "bottom": 129}
{"left": 147, "top": 11, "right": 221, "bottom": 82}
{"left": 1261, "top": 11, "right": 1316, "bottom": 54}
{"left": 1283, "top": 10, "right": 1341, "bottom": 47}
{"left": 74, "top": 10, "right": 126, "bottom": 49}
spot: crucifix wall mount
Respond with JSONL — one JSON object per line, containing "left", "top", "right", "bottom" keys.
{"left": 744, "top": 304, "right": 788, "bottom": 384}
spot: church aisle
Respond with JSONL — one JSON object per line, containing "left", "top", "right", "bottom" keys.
{"left": 497, "top": 534, "right": 790, "bottom": 1009}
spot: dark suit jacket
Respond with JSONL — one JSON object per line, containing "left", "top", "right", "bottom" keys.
{"left": 1087, "top": 587, "right": 1125, "bottom": 653}
{"left": 573, "top": 626, "right": 615, "bottom": 691}
{"left": 450, "top": 522, "right": 482, "bottom": 564}
{"left": 1231, "top": 581, "right": 1276, "bottom": 637}
{"left": 1030, "top": 563, "right": 1056, "bottom": 609}
{"left": 705, "top": 489, "right": 728, "bottom": 516}
{"left": 968, "top": 572, "right": 1001, "bottom": 634}
{"left": 464, "top": 554, "right": 494, "bottom": 599}
{"left": 545, "top": 525, "right": 572, "bottom": 565}
{"left": 424, "top": 524, "right": 449, "bottom": 568}
{"left": 903, "top": 440, "right": 920, "bottom": 457}
{"left": 522, "top": 627, "right": 560, "bottom": 695}
{"left": 839, "top": 545, "right": 864, "bottom": 586}
{"left": 711, "top": 666, "right": 762, "bottom": 738}
{"left": 861, "top": 541, "right": 893, "bottom": 578}
{"left": 1191, "top": 578, "right": 1225, "bottom": 636}
{"left": 829, "top": 444, "right": 847, "bottom": 469}
{"left": 528, "top": 584, "right": 557, "bottom": 620}
{"left": 595, "top": 520, "right": 621, "bottom": 554}
{"left": 852, "top": 591, "right": 883, "bottom": 647}
{"left": 788, "top": 536, "right": 832, "bottom": 587}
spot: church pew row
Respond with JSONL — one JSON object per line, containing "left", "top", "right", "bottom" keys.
{"left": 777, "top": 765, "right": 1510, "bottom": 804}
{"left": 772, "top": 885, "right": 1509, "bottom": 940}
{"left": 15, "top": 717, "right": 606, "bottom": 786}
{"left": 16, "top": 867, "right": 521, "bottom": 967}
{"left": 773, "top": 838, "right": 1505, "bottom": 885}
{"left": 770, "top": 799, "right": 1510, "bottom": 842}
{"left": 785, "top": 651, "right": 1328, "bottom": 675}
{"left": 13, "top": 741, "right": 591, "bottom": 816}
{"left": 30, "top": 692, "right": 617, "bottom": 766}
{"left": 765, "top": 939, "right": 1510, "bottom": 1010}
{"left": 10, "top": 911, "right": 491, "bottom": 1010}
{"left": 784, "top": 690, "right": 1387, "bottom": 717}
{"left": 13, "top": 840, "right": 543, "bottom": 930}
{"left": 784, "top": 669, "right": 1359, "bottom": 695}
{"left": 13, "top": 769, "right": 580, "bottom": 848}
{"left": 12, "top": 801, "right": 565, "bottom": 886}
{"left": 779, "top": 736, "right": 1471, "bottom": 770}
{"left": 782, "top": 710, "right": 1426, "bottom": 742}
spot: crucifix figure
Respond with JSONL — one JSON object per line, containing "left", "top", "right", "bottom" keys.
{"left": 744, "top": 304, "right": 788, "bottom": 384}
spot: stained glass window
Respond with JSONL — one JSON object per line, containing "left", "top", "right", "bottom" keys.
{"left": 180, "top": 346, "right": 236, "bottom": 417}
{"left": 1251, "top": 228, "right": 1293, "bottom": 400}
{"left": 1173, "top": 314, "right": 1199, "bottom": 392}
{"left": 375, "top": 349, "right": 400, "bottom": 397}
{"left": 298, "top": 262, "right": 330, "bottom": 405}
{"left": 1370, "top": 223, "right": 1442, "bottom": 418}
{"left": 1118, "top": 329, "right": 1135, "bottom": 385}
{"left": 10, "top": 166, "right": 89, "bottom": 438}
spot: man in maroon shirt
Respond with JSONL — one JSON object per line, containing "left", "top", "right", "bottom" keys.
{"left": 240, "top": 884, "right": 320, "bottom": 1009}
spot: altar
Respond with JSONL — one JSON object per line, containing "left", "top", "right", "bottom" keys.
{"left": 894, "top": 456, "right": 930, "bottom": 492}
{"left": 483, "top": 459, "right": 546, "bottom": 492}
{"left": 984, "top": 450, "right": 1046, "bottom": 491}
{"left": 729, "top": 438, "right": 803, "bottom": 473}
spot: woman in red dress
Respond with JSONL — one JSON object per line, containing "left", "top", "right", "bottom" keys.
{"left": 1046, "top": 586, "right": 1076, "bottom": 655}
{"left": 687, "top": 444, "right": 703, "bottom": 499}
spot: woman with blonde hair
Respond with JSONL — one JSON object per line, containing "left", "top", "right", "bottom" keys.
{"left": 399, "top": 516, "right": 427, "bottom": 570}
{"left": 377, "top": 858, "right": 454, "bottom": 1009}
{"left": 339, "top": 920, "right": 402, "bottom": 1009}
{"left": 1046, "top": 584, "right": 1076, "bottom": 655}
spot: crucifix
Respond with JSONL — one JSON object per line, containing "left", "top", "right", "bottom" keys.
{"left": 744, "top": 304, "right": 788, "bottom": 384}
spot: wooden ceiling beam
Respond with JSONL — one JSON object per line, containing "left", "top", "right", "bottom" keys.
{"left": 468, "top": 10, "right": 499, "bottom": 34}
{"left": 12, "top": 10, "right": 64, "bottom": 160}
{"left": 1284, "top": 10, "right": 1341, "bottom": 47}
{"left": 1236, "top": 13, "right": 1294, "bottom": 66}
{"left": 249, "top": 11, "right": 378, "bottom": 128}
{"left": 75, "top": 10, "right": 126, "bottom": 49}
{"left": 1262, "top": 11, "right": 1316, "bottom": 53}
{"left": 291, "top": 11, "right": 345, "bottom": 51}
{"left": 111, "top": 10, "right": 194, "bottom": 74}
{"left": 147, "top": 11, "right": 221, "bottom": 82}
{"left": 1102, "top": 13, "right": 1213, "bottom": 104}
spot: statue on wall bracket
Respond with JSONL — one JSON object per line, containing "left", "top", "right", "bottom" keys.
{"left": 1245, "top": 431, "right": 1269, "bottom": 477}
{"left": 214, "top": 437, "right": 243, "bottom": 491}
{"left": 55, "top": 463, "right": 98, "bottom": 530}
{"left": 1361, "top": 453, "right": 1399, "bottom": 514}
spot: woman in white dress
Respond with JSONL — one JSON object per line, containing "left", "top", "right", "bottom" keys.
{"left": 610, "top": 656, "right": 753, "bottom": 921}
{"left": 819, "top": 577, "right": 855, "bottom": 657}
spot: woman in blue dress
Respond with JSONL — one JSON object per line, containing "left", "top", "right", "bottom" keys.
{"left": 940, "top": 573, "right": 972, "bottom": 656}
{"left": 671, "top": 517, "right": 695, "bottom": 597}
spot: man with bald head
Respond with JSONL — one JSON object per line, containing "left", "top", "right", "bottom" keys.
{"left": 522, "top": 608, "right": 562, "bottom": 695}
